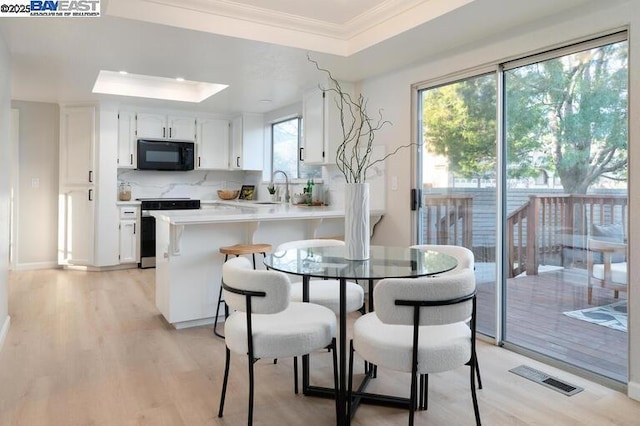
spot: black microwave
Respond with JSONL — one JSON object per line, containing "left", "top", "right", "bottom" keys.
{"left": 137, "top": 139, "right": 195, "bottom": 171}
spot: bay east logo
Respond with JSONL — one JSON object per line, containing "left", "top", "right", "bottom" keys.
{"left": 30, "top": 0, "right": 100, "bottom": 15}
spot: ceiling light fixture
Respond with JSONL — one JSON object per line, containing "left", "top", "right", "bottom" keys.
{"left": 119, "top": 70, "right": 128, "bottom": 75}
{"left": 176, "top": 77, "right": 185, "bottom": 82}
{"left": 92, "top": 70, "right": 228, "bottom": 103}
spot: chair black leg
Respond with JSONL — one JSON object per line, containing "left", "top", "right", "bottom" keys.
{"left": 476, "top": 358, "right": 483, "bottom": 389}
{"left": 332, "top": 339, "right": 340, "bottom": 423}
{"left": 470, "top": 353, "right": 481, "bottom": 426}
{"left": 213, "top": 285, "right": 225, "bottom": 338}
{"left": 294, "top": 356, "right": 299, "bottom": 394}
{"left": 248, "top": 356, "right": 255, "bottom": 426}
{"left": 348, "top": 340, "right": 354, "bottom": 419}
{"left": 418, "top": 374, "right": 424, "bottom": 410}
{"left": 218, "top": 347, "right": 231, "bottom": 418}
{"left": 423, "top": 374, "right": 428, "bottom": 410}
{"left": 214, "top": 254, "right": 230, "bottom": 339}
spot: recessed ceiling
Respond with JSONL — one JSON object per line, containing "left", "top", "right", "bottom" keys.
{"left": 92, "top": 70, "right": 229, "bottom": 102}
{"left": 106, "top": 0, "right": 475, "bottom": 56}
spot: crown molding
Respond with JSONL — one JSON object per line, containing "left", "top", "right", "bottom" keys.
{"left": 107, "top": 0, "right": 474, "bottom": 56}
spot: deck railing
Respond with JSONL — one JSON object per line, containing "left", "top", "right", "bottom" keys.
{"left": 506, "top": 194, "right": 627, "bottom": 277}
{"left": 422, "top": 193, "right": 627, "bottom": 278}
{"left": 422, "top": 194, "right": 473, "bottom": 248}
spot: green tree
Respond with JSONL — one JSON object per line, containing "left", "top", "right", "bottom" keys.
{"left": 423, "top": 41, "right": 628, "bottom": 193}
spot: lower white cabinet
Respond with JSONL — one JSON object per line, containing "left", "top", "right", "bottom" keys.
{"left": 59, "top": 187, "right": 95, "bottom": 266}
{"left": 119, "top": 206, "right": 139, "bottom": 264}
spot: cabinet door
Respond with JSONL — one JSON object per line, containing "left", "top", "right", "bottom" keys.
{"left": 230, "top": 115, "right": 243, "bottom": 169}
{"left": 137, "top": 112, "right": 166, "bottom": 139}
{"left": 168, "top": 116, "right": 196, "bottom": 140}
{"left": 119, "top": 219, "right": 138, "bottom": 264}
{"left": 60, "top": 106, "right": 95, "bottom": 186}
{"left": 302, "top": 89, "right": 326, "bottom": 164}
{"left": 241, "top": 113, "right": 264, "bottom": 171}
{"left": 117, "top": 111, "right": 136, "bottom": 168}
{"left": 230, "top": 114, "right": 264, "bottom": 170}
{"left": 196, "top": 118, "right": 229, "bottom": 169}
{"left": 59, "top": 187, "right": 95, "bottom": 265}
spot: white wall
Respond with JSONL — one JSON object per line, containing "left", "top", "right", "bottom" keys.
{"left": 0, "top": 34, "right": 11, "bottom": 351}
{"left": 359, "top": 0, "right": 640, "bottom": 396}
{"left": 10, "top": 101, "right": 59, "bottom": 270}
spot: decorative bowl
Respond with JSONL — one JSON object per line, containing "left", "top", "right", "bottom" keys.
{"left": 217, "top": 190, "right": 240, "bottom": 200}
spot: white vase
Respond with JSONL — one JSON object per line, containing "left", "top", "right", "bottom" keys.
{"left": 344, "top": 183, "right": 370, "bottom": 260}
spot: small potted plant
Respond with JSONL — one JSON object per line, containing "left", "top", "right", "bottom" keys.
{"left": 267, "top": 184, "right": 278, "bottom": 202}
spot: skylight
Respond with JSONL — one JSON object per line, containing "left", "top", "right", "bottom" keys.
{"left": 92, "top": 71, "right": 228, "bottom": 103}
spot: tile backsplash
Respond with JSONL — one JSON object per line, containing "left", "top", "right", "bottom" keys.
{"left": 117, "top": 160, "right": 385, "bottom": 211}
{"left": 117, "top": 169, "right": 248, "bottom": 200}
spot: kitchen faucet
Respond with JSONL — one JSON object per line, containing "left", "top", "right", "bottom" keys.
{"left": 272, "top": 170, "right": 290, "bottom": 203}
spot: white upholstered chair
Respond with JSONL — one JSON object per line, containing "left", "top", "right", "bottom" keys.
{"left": 409, "top": 244, "right": 481, "bottom": 391}
{"left": 348, "top": 268, "right": 481, "bottom": 426}
{"left": 218, "top": 257, "right": 338, "bottom": 425}
{"left": 410, "top": 244, "right": 475, "bottom": 272}
{"left": 276, "top": 239, "right": 365, "bottom": 314}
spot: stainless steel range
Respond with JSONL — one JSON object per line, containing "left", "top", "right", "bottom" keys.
{"left": 138, "top": 198, "right": 201, "bottom": 268}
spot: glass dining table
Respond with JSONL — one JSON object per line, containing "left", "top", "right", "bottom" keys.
{"left": 264, "top": 245, "right": 458, "bottom": 425}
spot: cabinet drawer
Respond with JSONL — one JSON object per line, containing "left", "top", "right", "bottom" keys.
{"left": 119, "top": 207, "right": 139, "bottom": 219}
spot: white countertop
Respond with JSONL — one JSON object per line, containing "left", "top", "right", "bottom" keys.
{"left": 152, "top": 200, "right": 383, "bottom": 225}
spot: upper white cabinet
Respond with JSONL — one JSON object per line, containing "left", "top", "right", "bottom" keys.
{"left": 137, "top": 112, "right": 196, "bottom": 140}
{"left": 302, "top": 82, "right": 353, "bottom": 165}
{"left": 302, "top": 88, "right": 325, "bottom": 164}
{"left": 231, "top": 113, "right": 264, "bottom": 170}
{"left": 60, "top": 106, "right": 95, "bottom": 186}
{"left": 117, "top": 110, "right": 136, "bottom": 168}
{"left": 196, "top": 117, "right": 230, "bottom": 170}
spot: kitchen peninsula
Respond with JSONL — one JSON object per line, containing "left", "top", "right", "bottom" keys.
{"left": 153, "top": 201, "right": 383, "bottom": 328}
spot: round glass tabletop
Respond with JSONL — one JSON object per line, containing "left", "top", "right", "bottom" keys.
{"left": 264, "top": 245, "right": 458, "bottom": 280}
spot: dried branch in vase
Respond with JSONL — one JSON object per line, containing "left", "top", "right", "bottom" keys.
{"left": 308, "top": 54, "right": 417, "bottom": 183}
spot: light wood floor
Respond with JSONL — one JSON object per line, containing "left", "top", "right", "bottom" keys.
{"left": 1, "top": 268, "right": 640, "bottom": 425}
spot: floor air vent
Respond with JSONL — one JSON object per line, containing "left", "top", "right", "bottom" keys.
{"left": 509, "top": 365, "right": 583, "bottom": 396}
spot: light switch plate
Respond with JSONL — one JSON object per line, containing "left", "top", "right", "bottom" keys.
{"left": 31, "top": 178, "right": 40, "bottom": 188}
{"left": 391, "top": 176, "right": 398, "bottom": 191}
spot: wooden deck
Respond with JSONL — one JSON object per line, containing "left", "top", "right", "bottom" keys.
{"left": 475, "top": 266, "right": 627, "bottom": 382}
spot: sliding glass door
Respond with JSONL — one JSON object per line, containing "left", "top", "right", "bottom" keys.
{"left": 417, "top": 72, "right": 498, "bottom": 338}
{"left": 502, "top": 36, "right": 628, "bottom": 381}
{"left": 416, "top": 33, "right": 628, "bottom": 381}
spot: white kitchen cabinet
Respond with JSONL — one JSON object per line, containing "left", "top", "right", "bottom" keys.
{"left": 137, "top": 112, "right": 196, "bottom": 140}
{"left": 301, "top": 82, "right": 353, "bottom": 165}
{"left": 119, "top": 220, "right": 138, "bottom": 263}
{"left": 302, "top": 88, "right": 326, "bottom": 164}
{"left": 117, "top": 110, "right": 136, "bottom": 168}
{"left": 58, "top": 187, "right": 95, "bottom": 265}
{"left": 59, "top": 105, "right": 120, "bottom": 268}
{"left": 60, "top": 106, "right": 95, "bottom": 186}
{"left": 196, "top": 117, "right": 230, "bottom": 169}
{"left": 119, "top": 206, "right": 139, "bottom": 264}
{"left": 230, "top": 113, "right": 264, "bottom": 170}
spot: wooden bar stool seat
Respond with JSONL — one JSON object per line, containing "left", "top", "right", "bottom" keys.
{"left": 214, "top": 243, "right": 272, "bottom": 338}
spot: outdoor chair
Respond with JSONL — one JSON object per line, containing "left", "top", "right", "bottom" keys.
{"left": 348, "top": 268, "right": 481, "bottom": 426}
{"left": 218, "top": 257, "right": 338, "bottom": 425}
{"left": 587, "top": 238, "right": 627, "bottom": 304}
